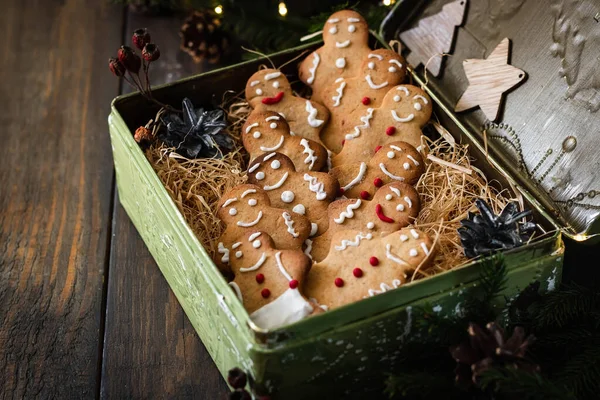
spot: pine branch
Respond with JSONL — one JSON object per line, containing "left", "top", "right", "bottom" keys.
{"left": 385, "top": 371, "right": 460, "bottom": 399}
{"left": 478, "top": 367, "right": 576, "bottom": 400}
{"left": 557, "top": 344, "right": 600, "bottom": 399}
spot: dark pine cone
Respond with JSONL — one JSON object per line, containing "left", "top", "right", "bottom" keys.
{"left": 450, "top": 322, "right": 539, "bottom": 387}
{"left": 458, "top": 199, "right": 536, "bottom": 259}
{"left": 180, "top": 10, "right": 230, "bottom": 64}
{"left": 158, "top": 97, "right": 234, "bottom": 159}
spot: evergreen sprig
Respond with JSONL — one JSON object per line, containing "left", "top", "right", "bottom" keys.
{"left": 478, "top": 367, "right": 576, "bottom": 400}
{"left": 385, "top": 371, "right": 459, "bottom": 400}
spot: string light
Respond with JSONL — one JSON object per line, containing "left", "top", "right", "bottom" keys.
{"left": 383, "top": 0, "right": 396, "bottom": 6}
{"left": 278, "top": 2, "right": 288, "bottom": 16}
{"left": 214, "top": 5, "right": 223, "bottom": 14}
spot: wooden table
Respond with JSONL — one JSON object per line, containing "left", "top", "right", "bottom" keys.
{"left": 1, "top": 1, "right": 599, "bottom": 399}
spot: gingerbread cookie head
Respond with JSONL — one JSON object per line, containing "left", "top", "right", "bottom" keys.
{"left": 247, "top": 152, "right": 296, "bottom": 193}
{"left": 241, "top": 111, "right": 290, "bottom": 154}
{"left": 361, "top": 49, "right": 408, "bottom": 91}
{"left": 322, "top": 10, "right": 369, "bottom": 50}
{"left": 382, "top": 85, "right": 433, "bottom": 127}
{"left": 227, "top": 231, "right": 314, "bottom": 329}
{"left": 217, "top": 184, "right": 272, "bottom": 225}
{"left": 371, "top": 142, "right": 424, "bottom": 185}
{"left": 245, "top": 69, "right": 293, "bottom": 107}
{"left": 369, "top": 182, "right": 421, "bottom": 227}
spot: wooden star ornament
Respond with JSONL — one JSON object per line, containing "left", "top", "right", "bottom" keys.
{"left": 455, "top": 38, "right": 526, "bottom": 122}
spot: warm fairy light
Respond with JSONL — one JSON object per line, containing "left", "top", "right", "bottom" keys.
{"left": 278, "top": 2, "right": 288, "bottom": 16}
{"left": 383, "top": 0, "right": 396, "bottom": 5}
{"left": 214, "top": 5, "right": 223, "bottom": 14}
{"left": 574, "top": 234, "right": 587, "bottom": 242}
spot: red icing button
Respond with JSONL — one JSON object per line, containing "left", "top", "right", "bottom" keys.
{"left": 341, "top": 139, "right": 346, "bottom": 146}
{"left": 261, "top": 288, "right": 271, "bottom": 298}
{"left": 334, "top": 278, "right": 344, "bottom": 287}
{"left": 360, "top": 191, "right": 370, "bottom": 200}
{"left": 289, "top": 279, "right": 299, "bottom": 289}
{"left": 362, "top": 96, "right": 371, "bottom": 105}
{"left": 353, "top": 268, "right": 363, "bottom": 278}
{"left": 261, "top": 91, "right": 284, "bottom": 105}
{"left": 374, "top": 177, "right": 383, "bottom": 187}
{"left": 374, "top": 145, "right": 382, "bottom": 153}
{"left": 338, "top": 187, "right": 345, "bottom": 196}
{"left": 256, "top": 273, "right": 265, "bottom": 284}
{"left": 369, "top": 256, "right": 380, "bottom": 266}
{"left": 386, "top": 126, "right": 396, "bottom": 136}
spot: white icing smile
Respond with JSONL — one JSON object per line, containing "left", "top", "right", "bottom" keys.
{"left": 240, "top": 252, "right": 267, "bottom": 272}
{"left": 259, "top": 135, "right": 285, "bottom": 151}
{"left": 264, "top": 172, "right": 289, "bottom": 191}
{"left": 336, "top": 40, "right": 351, "bottom": 48}
{"left": 236, "top": 211, "right": 263, "bottom": 227}
{"left": 365, "top": 75, "right": 388, "bottom": 89}
{"left": 391, "top": 110, "right": 415, "bottom": 123}
{"left": 379, "top": 163, "right": 405, "bottom": 181}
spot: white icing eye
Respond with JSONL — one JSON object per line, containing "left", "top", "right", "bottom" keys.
{"left": 329, "top": 26, "right": 337, "bottom": 34}
{"left": 273, "top": 81, "right": 280, "bottom": 88}
{"left": 271, "top": 160, "right": 281, "bottom": 169}
{"left": 256, "top": 88, "right": 263, "bottom": 95}
{"left": 396, "top": 204, "right": 405, "bottom": 211}
{"left": 235, "top": 251, "right": 243, "bottom": 258}
{"left": 368, "top": 62, "right": 375, "bottom": 70}
{"left": 409, "top": 248, "right": 418, "bottom": 257}
{"left": 348, "top": 25, "right": 356, "bottom": 32}
{"left": 393, "top": 95, "right": 401, "bottom": 102}
{"left": 414, "top": 103, "right": 423, "bottom": 111}
{"left": 335, "top": 58, "right": 346, "bottom": 68}
{"left": 256, "top": 172, "right": 265, "bottom": 180}
{"left": 270, "top": 122, "right": 277, "bottom": 129}
{"left": 253, "top": 131, "right": 261, "bottom": 139}
{"left": 252, "top": 240, "right": 261, "bottom": 249}
{"left": 281, "top": 190, "right": 295, "bottom": 203}
{"left": 366, "top": 222, "right": 375, "bottom": 230}
{"left": 387, "top": 151, "right": 395, "bottom": 159}
{"left": 292, "top": 204, "right": 306, "bottom": 215}
{"left": 229, "top": 208, "right": 238, "bottom": 216}
{"left": 385, "top": 194, "right": 393, "bottom": 201}
{"left": 403, "top": 162, "right": 411, "bottom": 170}
{"left": 248, "top": 199, "right": 258, "bottom": 206}
{"left": 388, "top": 67, "right": 397, "bottom": 73}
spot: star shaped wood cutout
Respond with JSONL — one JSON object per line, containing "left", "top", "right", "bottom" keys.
{"left": 455, "top": 38, "right": 526, "bottom": 122}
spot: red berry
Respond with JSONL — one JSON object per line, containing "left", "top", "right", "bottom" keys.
{"left": 334, "top": 278, "right": 344, "bottom": 287}
{"left": 369, "top": 256, "right": 379, "bottom": 266}
{"left": 289, "top": 279, "right": 299, "bottom": 289}
{"left": 362, "top": 96, "right": 371, "bottom": 105}
{"left": 256, "top": 273, "right": 265, "bottom": 284}
{"left": 227, "top": 367, "right": 247, "bottom": 389}
{"left": 108, "top": 57, "right": 126, "bottom": 77}
{"left": 374, "top": 177, "right": 383, "bottom": 187}
{"left": 360, "top": 191, "right": 370, "bottom": 200}
{"left": 132, "top": 28, "right": 151, "bottom": 50}
{"left": 142, "top": 43, "right": 160, "bottom": 62}
{"left": 261, "top": 288, "right": 271, "bottom": 298}
{"left": 117, "top": 45, "right": 141, "bottom": 73}
{"left": 386, "top": 126, "right": 396, "bottom": 136}
{"left": 374, "top": 145, "right": 382, "bottom": 153}
{"left": 353, "top": 268, "right": 363, "bottom": 278}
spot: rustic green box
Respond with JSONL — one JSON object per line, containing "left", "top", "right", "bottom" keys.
{"left": 105, "top": 4, "right": 590, "bottom": 397}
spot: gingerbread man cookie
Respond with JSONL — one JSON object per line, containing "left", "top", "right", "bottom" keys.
{"left": 309, "top": 182, "right": 421, "bottom": 262}
{"left": 247, "top": 152, "right": 340, "bottom": 236}
{"left": 216, "top": 184, "right": 311, "bottom": 272}
{"left": 320, "top": 49, "right": 408, "bottom": 153}
{"left": 305, "top": 228, "right": 435, "bottom": 310}
{"left": 245, "top": 68, "right": 330, "bottom": 145}
{"left": 331, "top": 85, "right": 432, "bottom": 168}
{"left": 298, "top": 10, "right": 371, "bottom": 103}
{"left": 227, "top": 231, "right": 315, "bottom": 330}
{"left": 242, "top": 110, "right": 328, "bottom": 172}
{"left": 329, "top": 141, "right": 424, "bottom": 200}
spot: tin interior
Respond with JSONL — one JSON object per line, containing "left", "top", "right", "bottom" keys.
{"left": 112, "top": 36, "right": 560, "bottom": 341}
{"left": 381, "top": 0, "right": 600, "bottom": 238}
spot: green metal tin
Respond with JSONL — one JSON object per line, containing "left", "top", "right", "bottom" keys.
{"left": 108, "top": 32, "right": 564, "bottom": 399}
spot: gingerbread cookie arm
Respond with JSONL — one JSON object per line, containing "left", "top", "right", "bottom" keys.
{"left": 299, "top": 49, "right": 322, "bottom": 88}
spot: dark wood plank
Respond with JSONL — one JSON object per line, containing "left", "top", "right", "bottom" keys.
{"left": 101, "top": 11, "right": 228, "bottom": 399}
{"left": 0, "top": 0, "right": 123, "bottom": 398}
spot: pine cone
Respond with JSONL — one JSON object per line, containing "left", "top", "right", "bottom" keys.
{"left": 450, "top": 322, "right": 539, "bottom": 387}
{"left": 180, "top": 10, "right": 230, "bottom": 64}
{"left": 458, "top": 199, "right": 536, "bottom": 259}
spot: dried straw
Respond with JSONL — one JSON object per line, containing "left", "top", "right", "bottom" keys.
{"left": 144, "top": 99, "right": 517, "bottom": 283}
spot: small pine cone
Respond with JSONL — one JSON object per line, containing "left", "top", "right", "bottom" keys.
{"left": 134, "top": 126, "right": 152, "bottom": 143}
{"left": 179, "top": 11, "right": 230, "bottom": 64}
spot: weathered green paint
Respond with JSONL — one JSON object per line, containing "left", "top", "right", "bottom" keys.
{"left": 108, "top": 37, "right": 565, "bottom": 399}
